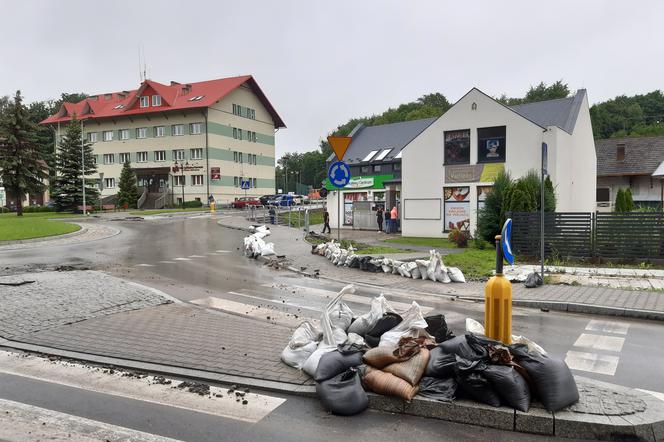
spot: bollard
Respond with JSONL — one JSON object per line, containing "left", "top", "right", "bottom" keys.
{"left": 484, "top": 234, "right": 512, "bottom": 344}
{"left": 210, "top": 201, "right": 216, "bottom": 214}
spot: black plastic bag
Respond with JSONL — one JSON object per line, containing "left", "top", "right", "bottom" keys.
{"left": 314, "top": 347, "right": 364, "bottom": 382}
{"left": 364, "top": 312, "right": 403, "bottom": 348}
{"left": 316, "top": 368, "right": 369, "bottom": 416}
{"left": 525, "top": 272, "right": 543, "bottom": 288}
{"left": 483, "top": 365, "right": 531, "bottom": 412}
{"left": 348, "top": 256, "right": 360, "bottom": 269}
{"left": 509, "top": 346, "right": 578, "bottom": 412}
{"left": 418, "top": 376, "right": 457, "bottom": 402}
{"left": 359, "top": 257, "right": 371, "bottom": 271}
{"left": 439, "top": 333, "right": 493, "bottom": 361}
{"left": 455, "top": 357, "right": 501, "bottom": 407}
{"left": 424, "top": 314, "right": 454, "bottom": 343}
{"left": 426, "top": 346, "right": 456, "bottom": 379}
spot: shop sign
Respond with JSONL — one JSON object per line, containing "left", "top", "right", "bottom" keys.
{"left": 445, "top": 163, "right": 504, "bottom": 183}
{"left": 345, "top": 177, "right": 375, "bottom": 189}
{"left": 210, "top": 167, "right": 221, "bottom": 180}
{"left": 444, "top": 186, "right": 470, "bottom": 231}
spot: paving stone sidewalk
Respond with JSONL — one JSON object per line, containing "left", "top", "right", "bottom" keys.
{"left": 222, "top": 217, "right": 664, "bottom": 318}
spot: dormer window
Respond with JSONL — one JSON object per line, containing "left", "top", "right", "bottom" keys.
{"left": 152, "top": 95, "right": 162, "bottom": 106}
{"left": 617, "top": 143, "right": 625, "bottom": 161}
{"left": 113, "top": 104, "right": 125, "bottom": 110}
{"left": 139, "top": 96, "right": 149, "bottom": 108}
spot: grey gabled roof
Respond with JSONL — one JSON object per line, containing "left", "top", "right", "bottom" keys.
{"left": 328, "top": 117, "right": 437, "bottom": 164}
{"left": 508, "top": 89, "right": 586, "bottom": 134}
{"left": 596, "top": 136, "right": 664, "bottom": 176}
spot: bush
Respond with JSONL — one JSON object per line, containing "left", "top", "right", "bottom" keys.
{"left": 615, "top": 188, "right": 634, "bottom": 212}
{"left": 478, "top": 172, "right": 512, "bottom": 243}
{"left": 472, "top": 231, "right": 488, "bottom": 250}
{"left": 183, "top": 200, "right": 203, "bottom": 208}
{"left": 22, "top": 206, "right": 56, "bottom": 213}
{"left": 448, "top": 228, "right": 471, "bottom": 248}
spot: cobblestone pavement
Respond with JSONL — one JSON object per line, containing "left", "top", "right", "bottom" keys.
{"left": 13, "top": 303, "right": 311, "bottom": 385}
{"left": 0, "top": 222, "right": 119, "bottom": 251}
{"left": 0, "top": 271, "right": 170, "bottom": 339}
{"left": 221, "top": 217, "right": 664, "bottom": 315}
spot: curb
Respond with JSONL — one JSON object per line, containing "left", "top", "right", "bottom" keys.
{"left": 1, "top": 337, "right": 662, "bottom": 440}
{"left": 0, "top": 225, "right": 88, "bottom": 246}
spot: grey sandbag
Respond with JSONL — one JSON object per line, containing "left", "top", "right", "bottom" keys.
{"left": 455, "top": 357, "right": 501, "bottom": 407}
{"left": 314, "top": 346, "right": 364, "bottom": 382}
{"left": 364, "top": 312, "right": 403, "bottom": 348}
{"left": 426, "top": 346, "right": 457, "bottom": 378}
{"left": 439, "top": 333, "right": 495, "bottom": 361}
{"left": 510, "top": 344, "right": 578, "bottom": 411}
{"left": 418, "top": 376, "right": 457, "bottom": 402}
{"left": 483, "top": 364, "right": 531, "bottom": 412}
{"left": 525, "top": 272, "right": 543, "bottom": 288}
{"left": 316, "top": 368, "right": 369, "bottom": 416}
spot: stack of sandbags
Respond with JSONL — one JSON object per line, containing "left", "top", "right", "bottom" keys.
{"left": 243, "top": 226, "right": 276, "bottom": 258}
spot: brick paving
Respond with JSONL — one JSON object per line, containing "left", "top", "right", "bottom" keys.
{"left": 13, "top": 303, "right": 311, "bottom": 386}
{"left": 0, "top": 271, "right": 170, "bottom": 339}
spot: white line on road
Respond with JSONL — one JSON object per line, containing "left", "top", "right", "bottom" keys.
{"left": 188, "top": 255, "right": 206, "bottom": 258}
{"left": 173, "top": 257, "right": 192, "bottom": 261}
{"left": 0, "top": 397, "right": 180, "bottom": 442}
{"left": 135, "top": 263, "right": 155, "bottom": 267}
{"left": 215, "top": 250, "right": 232, "bottom": 253}
{"left": 158, "top": 261, "right": 176, "bottom": 264}
{"left": 565, "top": 350, "right": 620, "bottom": 376}
{"left": 191, "top": 296, "right": 308, "bottom": 328}
{"left": 0, "top": 351, "right": 285, "bottom": 424}
{"left": 573, "top": 333, "right": 625, "bottom": 353}
{"left": 585, "top": 319, "right": 630, "bottom": 335}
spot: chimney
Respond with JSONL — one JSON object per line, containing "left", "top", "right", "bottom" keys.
{"left": 170, "top": 81, "right": 181, "bottom": 86}
{"left": 182, "top": 84, "right": 192, "bottom": 94}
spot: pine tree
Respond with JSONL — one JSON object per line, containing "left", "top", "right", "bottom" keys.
{"left": 615, "top": 188, "right": 625, "bottom": 212}
{"left": 624, "top": 188, "right": 634, "bottom": 212}
{"left": 116, "top": 160, "right": 139, "bottom": 209}
{"left": 0, "top": 91, "right": 48, "bottom": 216}
{"left": 52, "top": 115, "right": 99, "bottom": 212}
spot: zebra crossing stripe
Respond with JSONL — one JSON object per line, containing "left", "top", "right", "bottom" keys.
{"left": 564, "top": 350, "right": 620, "bottom": 376}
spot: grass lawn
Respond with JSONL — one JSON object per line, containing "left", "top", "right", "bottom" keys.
{"left": 0, "top": 212, "right": 82, "bottom": 241}
{"left": 278, "top": 208, "right": 324, "bottom": 228}
{"left": 129, "top": 207, "right": 209, "bottom": 216}
{"left": 443, "top": 248, "right": 496, "bottom": 279}
{"left": 384, "top": 236, "right": 457, "bottom": 249}
{"left": 305, "top": 234, "right": 415, "bottom": 255}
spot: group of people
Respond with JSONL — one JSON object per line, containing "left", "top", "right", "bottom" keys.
{"left": 376, "top": 205, "right": 398, "bottom": 233}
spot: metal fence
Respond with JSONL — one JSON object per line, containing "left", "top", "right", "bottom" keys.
{"left": 244, "top": 205, "right": 324, "bottom": 232}
{"left": 509, "top": 211, "right": 664, "bottom": 261}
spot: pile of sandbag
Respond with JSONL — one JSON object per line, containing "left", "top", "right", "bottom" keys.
{"left": 280, "top": 286, "right": 578, "bottom": 416}
{"left": 243, "top": 225, "right": 276, "bottom": 258}
{"left": 312, "top": 244, "right": 466, "bottom": 284}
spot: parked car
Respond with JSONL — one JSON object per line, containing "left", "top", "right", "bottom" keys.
{"left": 269, "top": 195, "right": 295, "bottom": 207}
{"left": 232, "top": 197, "right": 262, "bottom": 209}
{"left": 259, "top": 194, "right": 277, "bottom": 206}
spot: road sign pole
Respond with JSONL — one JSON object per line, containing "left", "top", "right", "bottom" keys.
{"left": 337, "top": 190, "right": 341, "bottom": 242}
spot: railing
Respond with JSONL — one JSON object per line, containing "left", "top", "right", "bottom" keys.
{"left": 244, "top": 205, "right": 323, "bottom": 231}
{"left": 137, "top": 187, "right": 147, "bottom": 209}
{"left": 154, "top": 189, "right": 169, "bottom": 209}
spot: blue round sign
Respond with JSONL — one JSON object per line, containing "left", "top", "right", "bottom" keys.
{"left": 328, "top": 161, "right": 351, "bottom": 188}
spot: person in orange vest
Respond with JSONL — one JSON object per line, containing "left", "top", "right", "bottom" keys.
{"left": 390, "top": 206, "right": 398, "bottom": 234}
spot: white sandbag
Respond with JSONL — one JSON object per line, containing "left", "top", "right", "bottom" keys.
{"left": 346, "top": 332, "right": 367, "bottom": 348}
{"left": 511, "top": 335, "right": 547, "bottom": 355}
{"left": 346, "top": 255, "right": 358, "bottom": 267}
{"left": 379, "top": 301, "right": 430, "bottom": 347}
{"left": 253, "top": 230, "right": 270, "bottom": 240}
{"left": 381, "top": 258, "right": 392, "bottom": 273}
{"left": 332, "top": 328, "right": 348, "bottom": 345}
{"left": 398, "top": 262, "right": 412, "bottom": 278}
{"left": 465, "top": 318, "right": 485, "bottom": 334}
{"left": 337, "top": 249, "right": 349, "bottom": 266}
{"left": 415, "top": 260, "right": 429, "bottom": 280}
{"left": 281, "top": 340, "right": 318, "bottom": 369}
{"left": 260, "top": 242, "right": 276, "bottom": 256}
{"left": 325, "top": 285, "right": 355, "bottom": 332}
{"left": 426, "top": 250, "right": 438, "bottom": 282}
{"left": 302, "top": 345, "right": 336, "bottom": 377}
{"left": 347, "top": 294, "right": 396, "bottom": 337}
{"left": 331, "top": 249, "right": 342, "bottom": 264}
{"left": 448, "top": 267, "right": 466, "bottom": 283}
{"left": 391, "top": 260, "right": 404, "bottom": 275}
{"left": 410, "top": 265, "right": 421, "bottom": 279}
{"left": 433, "top": 251, "right": 451, "bottom": 283}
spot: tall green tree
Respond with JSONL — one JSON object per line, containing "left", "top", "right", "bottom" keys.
{"left": 615, "top": 188, "right": 626, "bottom": 212}
{"left": 497, "top": 80, "right": 570, "bottom": 106}
{"left": 52, "top": 115, "right": 99, "bottom": 212}
{"left": 0, "top": 91, "right": 48, "bottom": 216}
{"left": 477, "top": 171, "right": 512, "bottom": 242}
{"left": 116, "top": 160, "right": 139, "bottom": 209}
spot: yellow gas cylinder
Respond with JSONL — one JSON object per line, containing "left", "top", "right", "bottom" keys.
{"left": 484, "top": 234, "right": 512, "bottom": 344}
{"left": 210, "top": 201, "right": 216, "bottom": 213}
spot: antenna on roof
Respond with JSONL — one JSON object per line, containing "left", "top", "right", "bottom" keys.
{"left": 137, "top": 43, "right": 148, "bottom": 82}
{"left": 138, "top": 45, "right": 143, "bottom": 82}
{"left": 142, "top": 44, "right": 148, "bottom": 81}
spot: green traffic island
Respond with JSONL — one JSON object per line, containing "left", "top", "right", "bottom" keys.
{"left": 0, "top": 212, "right": 84, "bottom": 242}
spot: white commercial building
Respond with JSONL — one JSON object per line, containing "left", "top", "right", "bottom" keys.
{"left": 401, "top": 88, "right": 596, "bottom": 237}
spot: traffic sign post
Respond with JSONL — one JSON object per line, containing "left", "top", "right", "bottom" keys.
{"left": 484, "top": 218, "right": 514, "bottom": 344}
{"left": 241, "top": 179, "right": 251, "bottom": 199}
{"left": 327, "top": 135, "right": 353, "bottom": 241}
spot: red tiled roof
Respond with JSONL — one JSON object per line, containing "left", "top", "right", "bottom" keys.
{"left": 40, "top": 75, "right": 285, "bottom": 128}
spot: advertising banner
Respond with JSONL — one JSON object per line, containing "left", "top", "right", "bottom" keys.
{"left": 444, "top": 186, "right": 470, "bottom": 231}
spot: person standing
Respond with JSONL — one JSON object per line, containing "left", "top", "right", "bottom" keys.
{"left": 376, "top": 206, "right": 384, "bottom": 232}
{"left": 322, "top": 210, "right": 331, "bottom": 234}
{"left": 384, "top": 208, "right": 392, "bottom": 233}
{"left": 391, "top": 205, "right": 399, "bottom": 234}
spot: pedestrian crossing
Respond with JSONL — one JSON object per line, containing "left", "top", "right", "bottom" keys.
{"left": 565, "top": 319, "right": 629, "bottom": 377}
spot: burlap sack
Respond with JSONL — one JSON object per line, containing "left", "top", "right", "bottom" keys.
{"left": 383, "top": 348, "right": 430, "bottom": 386}
{"left": 362, "top": 367, "right": 419, "bottom": 402}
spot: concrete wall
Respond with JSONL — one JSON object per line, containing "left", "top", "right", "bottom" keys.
{"left": 564, "top": 93, "right": 597, "bottom": 213}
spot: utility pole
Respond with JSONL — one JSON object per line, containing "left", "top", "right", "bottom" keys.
{"left": 541, "top": 142, "right": 547, "bottom": 284}
{"left": 81, "top": 120, "right": 86, "bottom": 215}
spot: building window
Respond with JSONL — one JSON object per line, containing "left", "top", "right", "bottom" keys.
{"left": 154, "top": 150, "right": 166, "bottom": 162}
{"left": 238, "top": 152, "right": 243, "bottom": 163}
{"left": 139, "top": 96, "right": 149, "bottom": 108}
{"left": 103, "top": 131, "right": 113, "bottom": 142}
{"left": 119, "top": 152, "right": 130, "bottom": 163}
{"left": 252, "top": 178, "right": 257, "bottom": 188}
{"left": 119, "top": 129, "right": 130, "bottom": 140}
{"left": 360, "top": 165, "right": 369, "bottom": 174}
{"left": 617, "top": 144, "right": 625, "bottom": 161}
{"left": 597, "top": 188, "right": 610, "bottom": 202}
{"left": 373, "top": 164, "right": 382, "bottom": 172}
{"left": 234, "top": 176, "right": 239, "bottom": 187}
{"left": 394, "top": 162, "right": 401, "bottom": 171}
{"left": 190, "top": 122, "right": 203, "bottom": 135}
{"left": 103, "top": 154, "right": 114, "bottom": 165}
{"left": 136, "top": 127, "right": 148, "bottom": 139}
{"left": 172, "top": 124, "right": 184, "bottom": 136}
{"left": 154, "top": 126, "right": 165, "bottom": 137}
{"left": 174, "top": 175, "right": 185, "bottom": 186}
{"left": 250, "top": 109, "right": 256, "bottom": 120}
{"left": 104, "top": 178, "right": 116, "bottom": 188}
{"left": 87, "top": 132, "right": 98, "bottom": 143}
{"left": 152, "top": 95, "right": 161, "bottom": 106}
{"left": 92, "top": 155, "right": 97, "bottom": 165}
{"left": 477, "top": 126, "right": 506, "bottom": 164}
{"left": 190, "top": 148, "right": 203, "bottom": 160}
{"left": 173, "top": 149, "right": 185, "bottom": 161}
{"left": 137, "top": 151, "right": 148, "bottom": 163}
{"left": 191, "top": 175, "right": 204, "bottom": 186}
{"left": 238, "top": 129, "right": 243, "bottom": 140}
{"left": 233, "top": 151, "right": 239, "bottom": 162}
{"left": 233, "top": 127, "right": 238, "bottom": 139}
{"left": 444, "top": 129, "right": 471, "bottom": 165}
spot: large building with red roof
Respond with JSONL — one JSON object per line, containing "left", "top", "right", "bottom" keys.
{"left": 41, "top": 75, "right": 285, "bottom": 207}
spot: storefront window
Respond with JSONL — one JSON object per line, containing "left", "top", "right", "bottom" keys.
{"left": 444, "top": 129, "right": 471, "bottom": 165}
{"left": 343, "top": 192, "right": 368, "bottom": 225}
{"left": 373, "top": 191, "right": 385, "bottom": 201}
{"left": 477, "top": 126, "right": 506, "bottom": 163}
{"left": 444, "top": 187, "right": 470, "bottom": 231}
{"left": 477, "top": 186, "right": 492, "bottom": 212}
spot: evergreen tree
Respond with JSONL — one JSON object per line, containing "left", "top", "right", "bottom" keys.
{"left": 477, "top": 172, "right": 512, "bottom": 242}
{"left": 116, "top": 160, "right": 139, "bottom": 209}
{"left": 52, "top": 115, "right": 99, "bottom": 212}
{"left": 0, "top": 91, "right": 48, "bottom": 216}
{"left": 624, "top": 188, "right": 634, "bottom": 212}
{"left": 615, "top": 188, "right": 625, "bottom": 212}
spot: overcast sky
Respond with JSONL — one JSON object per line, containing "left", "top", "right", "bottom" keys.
{"left": 1, "top": 1, "right": 663, "bottom": 157}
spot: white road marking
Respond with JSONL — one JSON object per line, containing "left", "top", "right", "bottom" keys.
{"left": 191, "top": 296, "right": 309, "bottom": 328}
{"left": 0, "top": 351, "right": 285, "bottom": 423}
{"left": 215, "top": 250, "right": 232, "bottom": 253}
{"left": 637, "top": 389, "right": 664, "bottom": 402}
{"left": 173, "top": 257, "right": 192, "bottom": 261}
{"left": 585, "top": 319, "right": 630, "bottom": 335}
{"left": 135, "top": 263, "right": 155, "bottom": 267}
{"left": 573, "top": 333, "right": 625, "bottom": 352}
{"left": 158, "top": 261, "right": 176, "bottom": 264}
{"left": 0, "top": 397, "right": 180, "bottom": 442}
{"left": 188, "top": 255, "right": 206, "bottom": 258}
{"left": 565, "top": 350, "right": 620, "bottom": 376}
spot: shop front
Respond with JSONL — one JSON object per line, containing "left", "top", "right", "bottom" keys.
{"left": 325, "top": 174, "right": 396, "bottom": 230}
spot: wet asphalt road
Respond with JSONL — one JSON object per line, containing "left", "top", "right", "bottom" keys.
{"left": 1, "top": 215, "right": 664, "bottom": 395}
